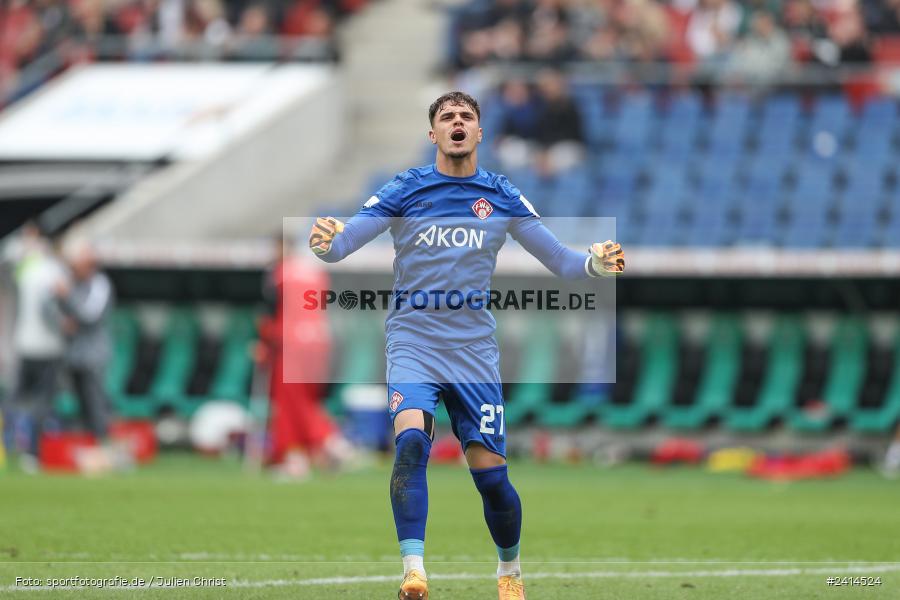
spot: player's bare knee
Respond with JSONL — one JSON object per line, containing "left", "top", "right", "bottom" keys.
{"left": 465, "top": 443, "right": 506, "bottom": 469}
{"left": 393, "top": 409, "right": 435, "bottom": 439}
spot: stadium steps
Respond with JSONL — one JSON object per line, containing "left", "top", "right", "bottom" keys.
{"left": 601, "top": 314, "right": 678, "bottom": 429}
{"left": 724, "top": 316, "right": 805, "bottom": 431}
{"left": 663, "top": 315, "right": 742, "bottom": 429}
{"left": 851, "top": 325, "right": 900, "bottom": 432}
{"left": 788, "top": 317, "right": 867, "bottom": 431}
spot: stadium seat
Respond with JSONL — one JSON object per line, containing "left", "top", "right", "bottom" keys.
{"left": 207, "top": 308, "right": 257, "bottom": 402}
{"left": 601, "top": 313, "right": 678, "bottom": 429}
{"left": 780, "top": 211, "right": 831, "bottom": 248}
{"left": 611, "top": 93, "right": 655, "bottom": 152}
{"left": 663, "top": 315, "right": 742, "bottom": 429}
{"left": 724, "top": 316, "right": 805, "bottom": 431}
{"left": 834, "top": 210, "right": 880, "bottom": 247}
{"left": 851, "top": 324, "right": 900, "bottom": 432}
{"left": 734, "top": 193, "right": 781, "bottom": 246}
{"left": 151, "top": 309, "right": 201, "bottom": 415}
{"left": 547, "top": 166, "right": 593, "bottom": 217}
{"left": 859, "top": 97, "right": 898, "bottom": 129}
{"left": 506, "top": 315, "right": 560, "bottom": 426}
{"left": 810, "top": 95, "right": 852, "bottom": 140}
{"left": 788, "top": 317, "right": 867, "bottom": 431}
{"left": 107, "top": 308, "right": 141, "bottom": 416}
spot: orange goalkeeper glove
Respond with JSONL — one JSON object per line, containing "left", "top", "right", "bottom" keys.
{"left": 309, "top": 217, "right": 345, "bottom": 256}
{"left": 590, "top": 240, "right": 625, "bottom": 276}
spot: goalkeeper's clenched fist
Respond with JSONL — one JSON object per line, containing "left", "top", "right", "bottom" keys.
{"left": 590, "top": 240, "right": 625, "bottom": 276}
{"left": 309, "top": 217, "right": 344, "bottom": 256}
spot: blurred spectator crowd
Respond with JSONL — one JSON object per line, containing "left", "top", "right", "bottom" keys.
{"left": 450, "top": 0, "right": 900, "bottom": 79}
{"left": 0, "top": 0, "right": 372, "bottom": 105}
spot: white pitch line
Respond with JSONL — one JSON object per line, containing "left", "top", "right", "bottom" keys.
{"left": 230, "top": 564, "right": 900, "bottom": 588}
{"left": 3, "top": 564, "right": 898, "bottom": 592}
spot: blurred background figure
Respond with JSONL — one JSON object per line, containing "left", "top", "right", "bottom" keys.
{"left": 725, "top": 10, "right": 792, "bottom": 88}
{"left": 495, "top": 78, "right": 540, "bottom": 172}
{"left": 55, "top": 239, "right": 118, "bottom": 473}
{"left": 257, "top": 234, "right": 355, "bottom": 480}
{"left": 883, "top": 424, "right": 900, "bottom": 478}
{"left": 533, "top": 68, "right": 585, "bottom": 178}
{"left": 2, "top": 223, "right": 67, "bottom": 472}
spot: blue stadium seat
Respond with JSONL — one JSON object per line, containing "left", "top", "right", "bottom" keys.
{"left": 612, "top": 93, "right": 655, "bottom": 151}
{"left": 615, "top": 213, "right": 642, "bottom": 245}
{"left": 669, "top": 92, "right": 703, "bottom": 119}
{"left": 735, "top": 193, "right": 780, "bottom": 245}
{"left": 761, "top": 95, "right": 803, "bottom": 125}
{"left": 575, "top": 88, "right": 611, "bottom": 146}
{"left": 695, "top": 158, "right": 739, "bottom": 195}
{"left": 657, "top": 118, "right": 699, "bottom": 157}
{"left": 639, "top": 212, "right": 682, "bottom": 246}
{"left": 705, "top": 95, "right": 749, "bottom": 157}
{"left": 600, "top": 154, "right": 642, "bottom": 192}
{"left": 860, "top": 97, "right": 898, "bottom": 128}
{"left": 882, "top": 214, "right": 900, "bottom": 246}
{"left": 548, "top": 167, "right": 593, "bottom": 216}
{"left": 743, "top": 155, "right": 788, "bottom": 190}
{"left": 789, "top": 162, "right": 835, "bottom": 206}
{"left": 597, "top": 176, "right": 636, "bottom": 209}
{"left": 752, "top": 95, "right": 803, "bottom": 158}
{"left": 854, "top": 132, "right": 895, "bottom": 159}
{"left": 781, "top": 209, "right": 830, "bottom": 248}
{"left": 805, "top": 96, "right": 851, "bottom": 160}
{"left": 754, "top": 124, "right": 797, "bottom": 157}
{"left": 595, "top": 195, "right": 632, "bottom": 219}
{"left": 687, "top": 192, "right": 737, "bottom": 246}
{"left": 835, "top": 211, "right": 880, "bottom": 247}
{"left": 811, "top": 95, "right": 852, "bottom": 137}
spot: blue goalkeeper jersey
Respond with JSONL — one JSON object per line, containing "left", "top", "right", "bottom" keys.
{"left": 319, "top": 163, "right": 595, "bottom": 349}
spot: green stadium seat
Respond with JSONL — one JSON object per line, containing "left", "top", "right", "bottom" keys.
{"left": 107, "top": 308, "right": 141, "bottom": 416}
{"left": 602, "top": 313, "right": 678, "bottom": 429}
{"left": 149, "top": 308, "right": 201, "bottom": 416}
{"left": 506, "top": 315, "right": 561, "bottom": 426}
{"left": 537, "top": 388, "right": 606, "bottom": 428}
{"left": 207, "top": 308, "right": 257, "bottom": 403}
{"left": 663, "top": 315, "right": 742, "bottom": 429}
{"left": 724, "top": 316, "right": 805, "bottom": 431}
{"left": 788, "top": 317, "right": 867, "bottom": 432}
{"left": 851, "top": 325, "right": 900, "bottom": 432}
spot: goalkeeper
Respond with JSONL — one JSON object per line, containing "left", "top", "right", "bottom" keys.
{"left": 309, "top": 91, "right": 624, "bottom": 600}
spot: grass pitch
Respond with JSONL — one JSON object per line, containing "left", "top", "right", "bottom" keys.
{"left": 1, "top": 453, "right": 898, "bottom": 598}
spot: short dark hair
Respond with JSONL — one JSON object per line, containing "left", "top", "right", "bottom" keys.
{"left": 428, "top": 91, "right": 480, "bottom": 125}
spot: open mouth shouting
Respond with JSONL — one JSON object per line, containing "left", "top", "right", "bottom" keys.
{"left": 450, "top": 128, "right": 467, "bottom": 143}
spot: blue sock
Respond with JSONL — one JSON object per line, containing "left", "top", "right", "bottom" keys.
{"left": 391, "top": 428, "right": 431, "bottom": 556}
{"left": 470, "top": 464, "right": 522, "bottom": 559}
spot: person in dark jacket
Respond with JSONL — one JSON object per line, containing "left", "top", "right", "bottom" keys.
{"left": 55, "top": 240, "right": 114, "bottom": 442}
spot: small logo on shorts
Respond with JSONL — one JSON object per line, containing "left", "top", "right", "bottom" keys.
{"left": 390, "top": 391, "right": 404, "bottom": 411}
{"left": 472, "top": 198, "right": 493, "bottom": 220}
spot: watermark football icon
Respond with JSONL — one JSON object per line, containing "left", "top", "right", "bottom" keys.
{"left": 389, "top": 391, "right": 404, "bottom": 411}
{"left": 472, "top": 198, "right": 493, "bottom": 220}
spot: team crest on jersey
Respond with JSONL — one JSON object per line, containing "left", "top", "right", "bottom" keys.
{"left": 390, "top": 391, "right": 404, "bottom": 411}
{"left": 472, "top": 198, "right": 493, "bottom": 220}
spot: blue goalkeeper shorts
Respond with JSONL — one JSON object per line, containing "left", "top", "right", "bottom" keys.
{"left": 386, "top": 337, "right": 506, "bottom": 458}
